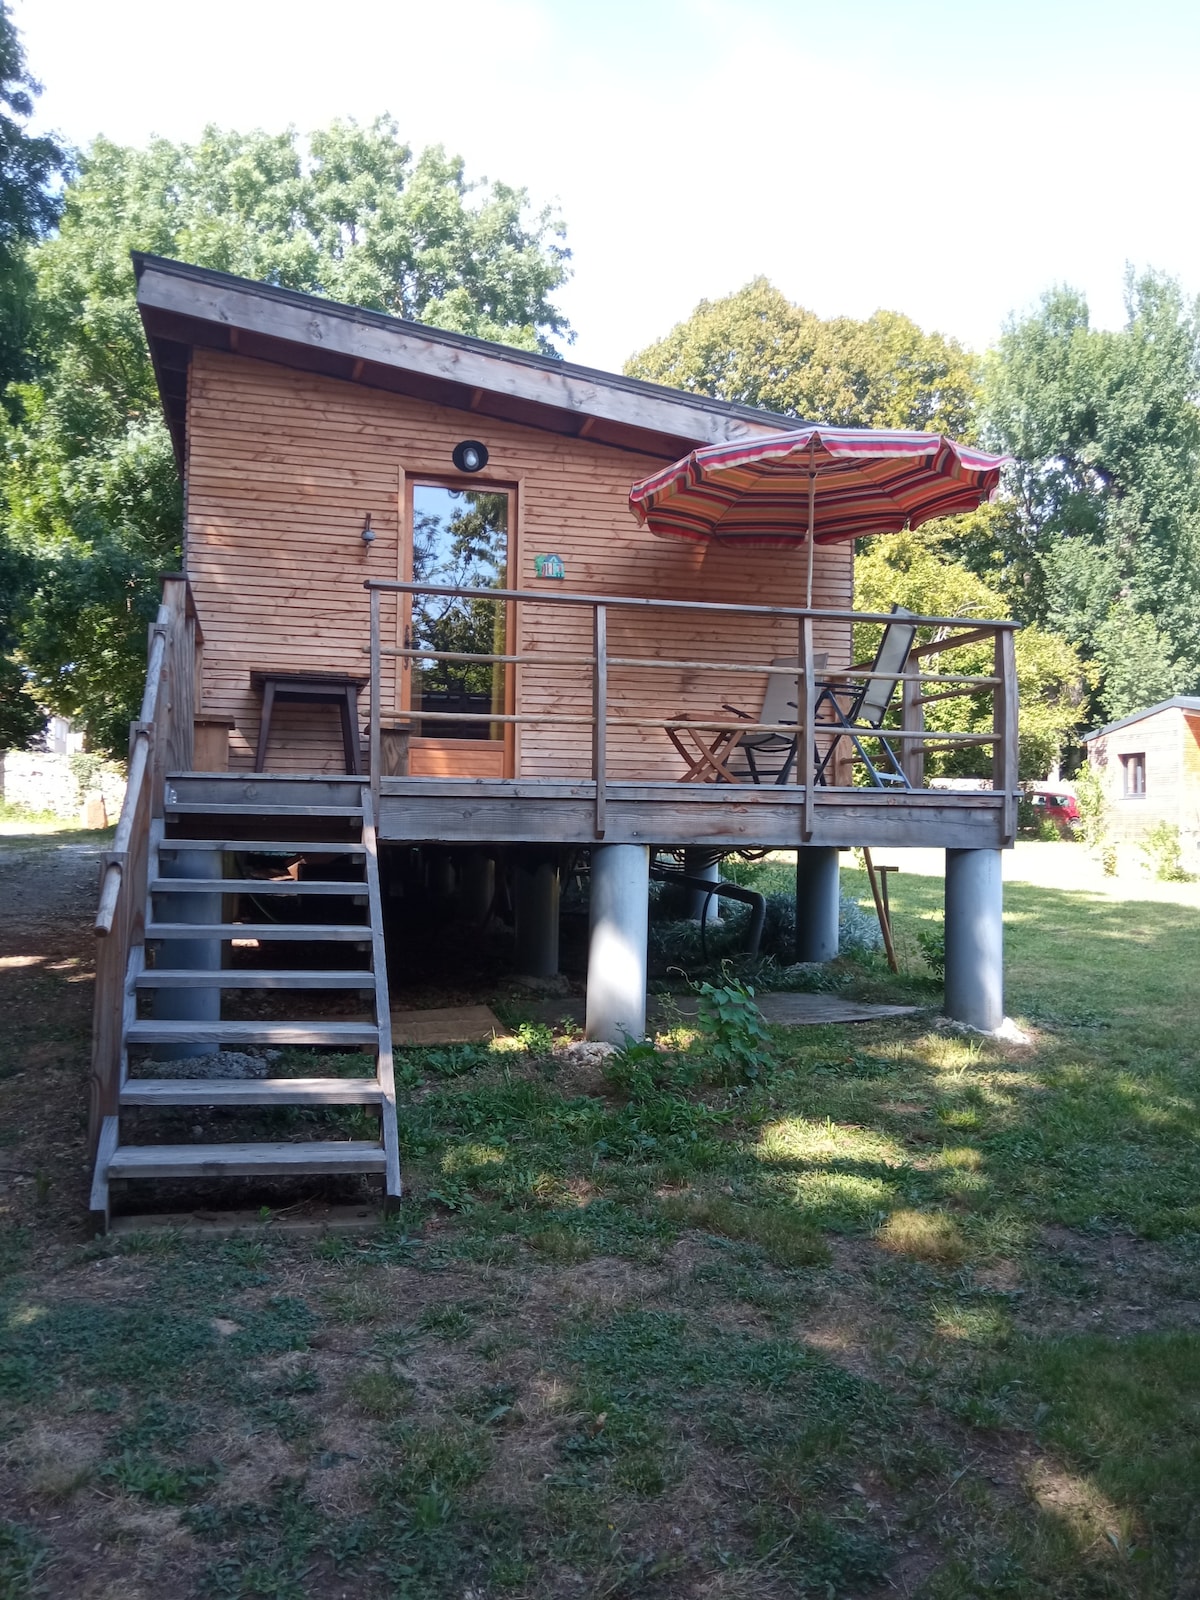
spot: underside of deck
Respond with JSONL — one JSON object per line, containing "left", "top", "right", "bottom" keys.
{"left": 165, "top": 773, "right": 1010, "bottom": 850}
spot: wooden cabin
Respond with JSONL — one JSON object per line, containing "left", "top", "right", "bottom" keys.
{"left": 138, "top": 253, "right": 1016, "bottom": 853}
{"left": 1083, "top": 697, "right": 1200, "bottom": 868}
{"left": 86, "top": 255, "right": 1019, "bottom": 1227}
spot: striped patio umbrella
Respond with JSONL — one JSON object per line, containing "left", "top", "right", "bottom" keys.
{"left": 629, "top": 426, "right": 1008, "bottom": 606}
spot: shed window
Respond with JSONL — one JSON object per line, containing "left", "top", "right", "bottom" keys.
{"left": 1121, "top": 752, "right": 1146, "bottom": 796}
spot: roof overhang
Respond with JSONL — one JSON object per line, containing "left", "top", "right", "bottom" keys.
{"left": 133, "top": 253, "right": 800, "bottom": 469}
{"left": 1081, "top": 696, "right": 1200, "bottom": 741}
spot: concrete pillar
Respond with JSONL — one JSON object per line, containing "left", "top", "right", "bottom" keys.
{"left": 428, "top": 851, "right": 456, "bottom": 901}
{"left": 586, "top": 844, "right": 649, "bottom": 1043}
{"left": 682, "top": 847, "right": 722, "bottom": 923}
{"left": 944, "top": 848, "right": 1004, "bottom": 1032}
{"left": 514, "top": 857, "right": 560, "bottom": 978}
{"left": 153, "top": 848, "right": 221, "bottom": 1060}
{"left": 459, "top": 851, "right": 495, "bottom": 924}
{"left": 795, "top": 846, "right": 840, "bottom": 962}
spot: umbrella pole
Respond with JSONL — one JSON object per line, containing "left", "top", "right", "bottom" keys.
{"left": 804, "top": 452, "right": 817, "bottom": 609}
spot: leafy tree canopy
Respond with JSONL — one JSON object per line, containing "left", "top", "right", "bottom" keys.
{"left": 2, "top": 118, "right": 571, "bottom": 751}
{"left": 624, "top": 277, "right": 978, "bottom": 437}
{"left": 854, "top": 531, "right": 1088, "bottom": 780}
{"left": 0, "top": 0, "right": 66, "bottom": 748}
{"left": 975, "top": 271, "right": 1200, "bottom": 721}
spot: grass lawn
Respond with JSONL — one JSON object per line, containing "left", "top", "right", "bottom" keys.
{"left": 1, "top": 831, "right": 1199, "bottom": 1597}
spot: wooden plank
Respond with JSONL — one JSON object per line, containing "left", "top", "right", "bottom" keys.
{"left": 360, "top": 785, "right": 402, "bottom": 1208}
{"left": 126, "top": 1020, "right": 379, "bottom": 1046}
{"left": 392, "top": 1004, "right": 504, "bottom": 1045}
{"left": 108, "top": 1140, "right": 388, "bottom": 1178}
{"left": 593, "top": 604, "right": 607, "bottom": 839}
{"left": 378, "top": 776, "right": 1004, "bottom": 808}
{"left": 135, "top": 969, "right": 373, "bottom": 989}
{"left": 157, "top": 839, "right": 366, "bottom": 854}
{"left": 89, "top": 1115, "right": 120, "bottom": 1233}
{"left": 914, "top": 626, "right": 1009, "bottom": 658}
{"left": 120, "top": 1078, "right": 383, "bottom": 1107}
{"left": 139, "top": 259, "right": 792, "bottom": 450}
{"left": 164, "top": 803, "right": 366, "bottom": 819}
{"left": 367, "top": 577, "right": 1009, "bottom": 632}
{"left": 901, "top": 645, "right": 925, "bottom": 788}
{"left": 407, "top": 739, "right": 507, "bottom": 778}
{"left": 149, "top": 878, "right": 367, "bottom": 896}
{"left": 376, "top": 792, "right": 1007, "bottom": 849}
{"left": 369, "top": 586, "right": 381, "bottom": 811}
{"left": 799, "top": 615, "right": 815, "bottom": 840}
{"left": 146, "top": 922, "right": 371, "bottom": 941}
{"left": 994, "top": 626, "right": 1019, "bottom": 846}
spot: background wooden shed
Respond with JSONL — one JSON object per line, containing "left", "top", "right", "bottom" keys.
{"left": 1083, "top": 697, "right": 1200, "bottom": 867}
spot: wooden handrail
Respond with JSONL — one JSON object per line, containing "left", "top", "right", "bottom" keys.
{"left": 365, "top": 577, "right": 1017, "bottom": 633}
{"left": 90, "top": 574, "right": 203, "bottom": 1157}
{"left": 362, "top": 577, "right": 1020, "bottom": 833}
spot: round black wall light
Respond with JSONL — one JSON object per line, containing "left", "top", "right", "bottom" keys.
{"left": 452, "top": 439, "right": 489, "bottom": 473}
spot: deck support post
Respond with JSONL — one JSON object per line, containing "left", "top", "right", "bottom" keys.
{"left": 153, "top": 848, "right": 221, "bottom": 1059}
{"left": 682, "top": 847, "right": 721, "bottom": 923}
{"left": 944, "top": 848, "right": 1004, "bottom": 1032}
{"left": 459, "top": 851, "right": 495, "bottom": 925}
{"left": 586, "top": 844, "right": 649, "bottom": 1043}
{"left": 794, "top": 846, "right": 840, "bottom": 962}
{"left": 514, "top": 855, "right": 560, "bottom": 978}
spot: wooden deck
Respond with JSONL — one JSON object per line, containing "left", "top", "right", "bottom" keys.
{"left": 376, "top": 776, "right": 1009, "bottom": 849}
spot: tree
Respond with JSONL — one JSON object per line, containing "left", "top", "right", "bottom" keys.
{"left": 853, "top": 531, "right": 1088, "bottom": 780}
{"left": 976, "top": 272, "right": 1200, "bottom": 722}
{"left": 0, "top": 0, "right": 66, "bottom": 748}
{"left": 0, "top": 0, "right": 65, "bottom": 394}
{"left": 624, "top": 277, "right": 978, "bottom": 436}
{"left": 1, "top": 119, "right": 571, "bottom": 751}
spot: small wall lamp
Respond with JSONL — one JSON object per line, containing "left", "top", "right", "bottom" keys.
{"left": 452, "top": 439, "right": 489, "bottom": 473}
{"left": 361, "top": 513, "right": 375, "bottom": 550}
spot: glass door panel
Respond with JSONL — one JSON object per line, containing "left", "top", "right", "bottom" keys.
{"left": 404, "top": 484, "right": 511, "bottom": 769}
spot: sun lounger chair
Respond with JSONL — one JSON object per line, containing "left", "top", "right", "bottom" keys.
{"left": 811, "top": 607, "right": 918, "bottom": 789}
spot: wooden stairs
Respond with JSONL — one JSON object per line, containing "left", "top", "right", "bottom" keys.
{"left": 89, "top": 773, "right": 401, "bottom": 1230}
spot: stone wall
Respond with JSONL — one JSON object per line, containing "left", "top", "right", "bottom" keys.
{"left": 0, "top": 751, "right": 126, "bottom": 824}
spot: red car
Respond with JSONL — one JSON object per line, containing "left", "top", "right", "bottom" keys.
{"left": 1027, "top": 788, "right": 1080, "bottom": 828}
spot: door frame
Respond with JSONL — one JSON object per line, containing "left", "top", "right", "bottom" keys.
{"left": 397, "top": 464, "right": 522, "bottom": 778}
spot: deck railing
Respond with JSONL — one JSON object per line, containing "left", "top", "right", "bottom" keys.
{"left": 365, "top": 580, "right": 1020, "bottom": 844}
{"left": 89, "top": 575, "right": 202, "bottom": 1156}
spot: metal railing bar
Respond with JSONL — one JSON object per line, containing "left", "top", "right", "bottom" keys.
{"left": 364, "top": 577, "right": 1016, "bottom": 632}
{"left": 378, "top": 647, "right": 596, "bottom": 667}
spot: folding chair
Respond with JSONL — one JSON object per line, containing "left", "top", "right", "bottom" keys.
{"left": 721, "top": 658, "right": 805, "bottom": 785}
{"left": 812, "top": 607, "right": 918, "bottom": 789}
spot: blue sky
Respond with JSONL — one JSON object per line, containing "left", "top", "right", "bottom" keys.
{"left": 17, "top": 0, "right": 1200, "bottom": 371}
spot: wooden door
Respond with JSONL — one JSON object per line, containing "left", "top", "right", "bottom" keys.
{"left": 400, "top": 480, "right": 513, "bottom": 778}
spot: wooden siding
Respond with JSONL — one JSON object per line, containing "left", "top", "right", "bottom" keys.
{"left": 184, "top": 349, "right": 853, "bottom": 778}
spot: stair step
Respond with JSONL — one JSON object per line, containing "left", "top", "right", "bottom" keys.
{"left": 107, "top": 1140, "right": 387, "bottom": 1178}
{"left": 146, "top": 923, "right": 370, "bottom": 942}
{"left": 165, "top": 803, "right": 364, "bottom": 819}
{"left": 158, "top": 840, "right": 367, "bottom": 855}
{"left": 166, "top": 771, "right": 364, "bottom": 785}
{"left": 136, "top": 970, "right": 375, "bottom": 990}
{"left": 150, "top": 879, "right": 366, "bottom": 896}
{"left": 121, "top": 1077, "right": 384, "bottom": 1107}
{"left": 127, "top": 1020, "right": 379, "bottom": 1046}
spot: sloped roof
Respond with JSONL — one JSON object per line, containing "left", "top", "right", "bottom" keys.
{"left": 133, "top": 253, "right": 802, "bottom": 468}
{"left": 1082, "top": 697, "right": 1200, "bottom": 741}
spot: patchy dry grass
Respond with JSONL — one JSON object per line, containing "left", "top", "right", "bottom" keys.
{"left": 877, "top": 1207, "right": 969, "bottom": 1265}
{"left": 1, "top": 830, "right": 1200, "bottom": 1595}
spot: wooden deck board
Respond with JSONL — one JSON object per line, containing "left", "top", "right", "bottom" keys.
{"left": 524, "top": 994, "right": 923, "bottom": 1030}
{"left": 392, "top": 1004, "right": 505, "bottom": 1046}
